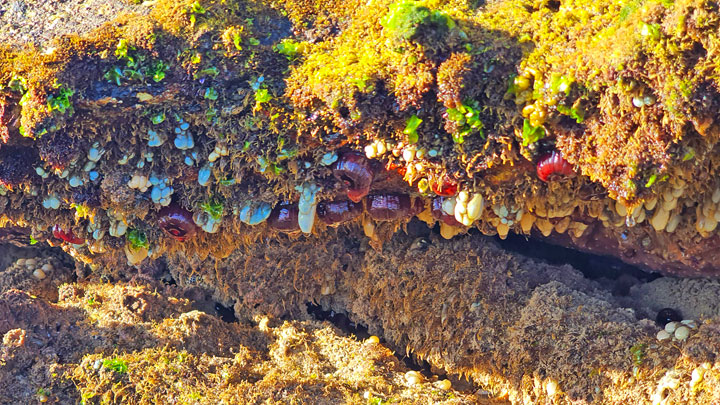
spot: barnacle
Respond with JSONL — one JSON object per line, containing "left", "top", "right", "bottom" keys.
{"left": 431, "top": 196, "right": 461, "bottom": 226}
{"left": 296, "top": 182, "right": 319, "bottom": 234}
{"left": 237, "top": 202, "right": 272, "bottom": 226}
{"left": 42, "top": 195, "right": 61, "bottom": 209}
{"left": 454, "top": 191, "right": 484, "bottom": 227}
{"left": 194, "top": 199, "right": 224, "bottom": 234}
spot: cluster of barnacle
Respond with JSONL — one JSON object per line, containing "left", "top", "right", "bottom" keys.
{"left": 27, "top": 135, "right": 477, "bottom": 265}
{"left": 41, "top": 132, "right": 587, "bottom": 266}
{"left": 10, "top": 82, "right": 711, "bottom": 273}
{"left": 10, "top": 256, "right": 61, "bottom": 282}
{"left": 499, "top": 63, "right": 720, "bottom": 247}
{"left": 362, "top": 127, "right": 586, "bottom": 240}
{"left": 17, "top": 114, "right": 678, "bottom": 272}
{"left": 688, "top": 183, "right": 720, "bottom": 237}
{"left": 583, "top": 176, "right": 689, "bottom": 234}
{"left": 606, "top": 176, "right": 720, "bottom": 244}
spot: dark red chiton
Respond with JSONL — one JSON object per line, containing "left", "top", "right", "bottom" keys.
{"left": 317, "top": 200, "right": 363, "bottom": 225}
{"left": 431, "top": 197, "right": 461, "bottom": 226}
{"left": 332, "top": 152, "right": 373, "bottom": 203}
{"left": 52, "top": 225, "right": 85, "bottom": 244}
{"left": 157, "top": 204, "right": 198, "bottom": 241}
{"left": 537, "top": 150, "right": 575, "bottom": 182}
{"left": 366, "top": 193, "right": 424, "bottom": 221}
{"left": 268, "top": 202, "right": 300, "bottom": 231}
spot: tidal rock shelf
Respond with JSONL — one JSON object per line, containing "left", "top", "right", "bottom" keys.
{"left": 2, "top": 0, "right": 720, "bottom": 403}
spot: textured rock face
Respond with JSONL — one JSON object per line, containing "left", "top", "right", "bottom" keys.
{"left": 0, "top": 277, "right": 479, "bottom": 404}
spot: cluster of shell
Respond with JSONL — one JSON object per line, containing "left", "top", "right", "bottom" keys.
{"left": 656, "top": 319, "right": 697, "bottom": 343}
{"left": 2, "top": 256, "right": 68, "bottom": 301}
{"left": 12, "top": 257, "right": 58, "bottom": 281}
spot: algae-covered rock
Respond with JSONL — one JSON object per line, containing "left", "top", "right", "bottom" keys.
{"left": 0, "top": 279, "right": 477, "bottom": 403}
{"left": 3, "top": 228, "right": 720, "bottom": 404}
{"left": 0, "top": 0, "right": 719, "bottom": 276}
{"left": 3, "top": 0, "right": 720, "bottom": 401}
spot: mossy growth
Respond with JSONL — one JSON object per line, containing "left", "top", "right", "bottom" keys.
{"left": 403, "top": 114, "right": 423, "bottom": 144}
{"left": 104, "top": 39, "right": 170, "bottom": 85}
{"left": 200, "top": 198, "right": 224, "bottom": 220}
{"left": 445, "top": 100, "right": 484, "bottom": 144}
{"left": 381, "top": 0, "right": 456, "bottom": 42}
{"left": 521, "top": 119, "right": 545, "bottom": 147}
{"left": 46, "top": 82, "right": 75, "bottom": 116}
{"left": 281, "top": 0, "right": 720, "bottom": 201}
{"left": 126, "top": 229, "right": 149, "bottom": 250}
{"left": 102, "top": 358, "right": 129, "bottom": 374}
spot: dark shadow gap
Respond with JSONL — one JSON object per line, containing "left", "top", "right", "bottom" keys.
{"left": 306, "top": 302, "right": 370, "bottom": 340}
{"left": 215, "top": 302, "right": 238, "bottom": 323}
{"left": 489, "top": 230, "right": 662, "bottom": 282}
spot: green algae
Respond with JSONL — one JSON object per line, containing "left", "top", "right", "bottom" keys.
{"left": 126, "top": 229, "right": 149, "bottom": 250}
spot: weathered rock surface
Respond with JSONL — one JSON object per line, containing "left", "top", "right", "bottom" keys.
{"left": 2, "top": 0, "right": 720, "bottom": 403}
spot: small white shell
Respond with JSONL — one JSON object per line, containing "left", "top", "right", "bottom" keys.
{"left": 405, "top": 371, "right": 422, "bottom": 385}
{"left": 656, "top": 330, "right": 671, "bottom": 341}
{"left": 681, "top": 319, "right": 697, "bottom": 329}
{"left": 674, "top": 326, "right": 690, "bottom": 341}
{"left": 435, "top": 380, "right": 452, "bottom": 390}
